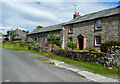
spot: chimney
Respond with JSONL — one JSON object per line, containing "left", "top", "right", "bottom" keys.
{"left": 73, "top": 12, "right": 80, "bottom": 19}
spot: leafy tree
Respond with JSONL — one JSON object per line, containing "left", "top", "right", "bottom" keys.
{"left": 2, "top": 34, "right": 5, "bottom": 37}
{"left": 7, "top": 29, "right": 16, "bottom": 41}
{"left": 22, "top": 30, "right": 29, "bottom": 33}
{"left": 33, "top": 25, "right": 43, "bottom": 31}
{"left": 36, "top": 25, "right": 43, "bottom": 29}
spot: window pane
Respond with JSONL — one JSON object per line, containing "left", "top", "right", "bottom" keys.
{"left": 69, "top": 38, "right": 72, "bottom": 42}
{"left": 95, "top": 36, "right": 101, "bottom": 45}
{"left": 96, "top": 20, "right": 101, "bottom": 29}
{"left": 69, "top": 25, "right": 73, "bottom": 32}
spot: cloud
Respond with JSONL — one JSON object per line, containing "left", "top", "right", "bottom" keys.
{"left": 1, "top": 1, "right": 119, "bottom": 34}
{"left": 3, "top": 2, "right": 59, "bottom": 22}
{"left": 0, "top": 26, "right": 11, "bottom": 34}
{"left": 1, "top": 0, "right": 119, "bottom": 2}
{"left": 0, "top": 26, "right": 27, "bottom": 34}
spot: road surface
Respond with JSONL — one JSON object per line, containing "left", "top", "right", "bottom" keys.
{"left": 2, "top": 47, "right": 91, "bottom": 82}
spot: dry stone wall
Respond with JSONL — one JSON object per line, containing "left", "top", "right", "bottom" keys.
{"left": 52, "top": 48, "right": 120, "bottom": 67}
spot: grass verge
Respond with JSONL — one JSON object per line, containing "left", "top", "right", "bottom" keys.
{"left": 50, "top": 62, "right": 55, "bottom": 65}
{"left": 33, "top": 56, "right": 48, "bottom": 61}
{"left": 2, "top": 42, "right": 119, "bottom": 78}
{"left": 79, "top": 74, "right": 86, "bottom": 78}
{"left": 22, "top": 52, "right": 29, "bottom": 54}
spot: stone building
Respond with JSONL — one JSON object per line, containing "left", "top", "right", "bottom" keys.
{"left": 3, "top": 28, "right": 27, "bottom": 41}
{"left": 27, "top": 23, "right": 65, "bottom": 45}
{"left": 27, "top": 6, "right": 120, "bottom": 51}
{"left": 14, "top": 28, "right": 27, "bottom": 41}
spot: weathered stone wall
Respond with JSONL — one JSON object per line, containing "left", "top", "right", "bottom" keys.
{"left": 64, "top": 15, "right": 119, "bottom": 51}
{"left": 27, "top": 30, "right": 62, "bottom": 44}
{"left": 52, "top": 48, "right": 120, "bottom": 67}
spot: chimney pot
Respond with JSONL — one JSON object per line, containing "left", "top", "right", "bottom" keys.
{"left": 73, "top": 12, "right": 80, "bottom": 19}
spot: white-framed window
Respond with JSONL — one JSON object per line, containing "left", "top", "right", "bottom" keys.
{"left": 95, "top": 19, "right": 102, "bottom": 30}
{"left": 95, "top": 36, "right": 101, "bottom": 46}
{"left": 68, "top": 25, "right": 73, "bottom": 33}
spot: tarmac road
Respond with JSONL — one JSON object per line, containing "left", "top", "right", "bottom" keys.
{"left": 2, "top": 48, "right": 91, "bottom": 82}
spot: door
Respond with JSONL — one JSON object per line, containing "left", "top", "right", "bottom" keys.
{"left": 77, "top": 34, "right": 86, "bottom": 50}
{"left": 78, "top": 36, "right": 83, "bottom": 50}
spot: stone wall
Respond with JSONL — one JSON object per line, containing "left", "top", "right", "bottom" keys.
{"left": 27, "top": 30, "right": 62, "bottom": 43}
{"left": 52, "top": 48, "right": 120, "bottom": 67}
{"left": 64, "top": 15, "right": 119, "bottom": 51}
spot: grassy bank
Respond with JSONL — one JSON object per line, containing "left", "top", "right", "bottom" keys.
{"left": 2, "top": 42, "right": 119, "bottom": 78}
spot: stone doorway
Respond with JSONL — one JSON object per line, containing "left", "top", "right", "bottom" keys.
{"left": 77, "top": 34, "right": 86, "bottom": 50}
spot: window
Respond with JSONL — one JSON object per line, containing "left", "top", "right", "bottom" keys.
{"left": 68, "top": 25, "right": 73, "bottom": 33}
{"left": 95, "top": 19, "right": 102, "bottom": 30}
{"left": 94, "top": 36, "right": 101, "bottom": 46}
{"left": 69, "top": 37, "right": 72, "bottom": 42}
{"left": 35, "top": 37, "right": 38, "bottom": 42}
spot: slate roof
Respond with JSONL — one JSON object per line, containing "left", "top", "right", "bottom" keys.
{"left": 29, "top": 6, "right": 119, "bottom": 35}
{"left": 63, "top": 6, "right": 120, "bottom": 25}
{"left": 29, "top": 23, "right": 65, "bottom": 35}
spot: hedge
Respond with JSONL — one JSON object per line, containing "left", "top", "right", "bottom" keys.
{"left": 100, "top": 40, "right": 120, "bottom": 52}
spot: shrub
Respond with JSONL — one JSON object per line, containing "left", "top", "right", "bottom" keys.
{"left": 75, "top": 49, "right": 84, "bottom": 52}
{"left": 45, "top": 43, "right": 49, "bottom": 47}
{"left": 85, "top": 47, "right": 97, "bottom": 52}
{"left": 48, "top": 34, "right": 60, "bottom": 47}
{"left": 53, "top": 40, "right": 60, "bottom": 47}
{"left": 66, "top": 41, "right": 78, "bottom": 50}
{"left": 100, "top": 40, "right": 120, "bottom": 52}
{"left": 14, "top": 38, "right": 22, "bottom": 41}
{"left": 48, "top": 34, "right": 54, "bottom": 43}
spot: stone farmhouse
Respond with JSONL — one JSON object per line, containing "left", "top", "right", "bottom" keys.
{"left": 27, "top": 6, "right": 120, "bottom": 51}
{"left": 3, "top": 28, "right": 27, "bottom": 41}
{"left": 14, "top": 28, "right": 27, "bottom": 41}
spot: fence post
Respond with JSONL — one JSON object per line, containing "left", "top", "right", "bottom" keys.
{"left": 49, "top": 44, "right": 52, "bottom": 52}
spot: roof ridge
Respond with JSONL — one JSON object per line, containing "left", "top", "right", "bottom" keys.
{"left": 80, "top": 6, "right": 119, "bottom": 18}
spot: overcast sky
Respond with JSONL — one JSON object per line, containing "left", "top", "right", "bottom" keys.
{"left": 0, "top": 0, "right": 119, "bottom": 34}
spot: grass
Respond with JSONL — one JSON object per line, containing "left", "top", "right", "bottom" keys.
{"left": 75, "top": 49, "right": 84, "bottom": 52}
{"left": 50, "top": 62, "right": 55, "bottom": 65}
{"left": 74, "top": 71, "right": 79, "bottom": 73}
{"left": 22, "top": 52, "right": 29, "bottom": 54}
{"left": 78, "top": 74, "right": 86, "bottom": 78}
{"left": 33, "top": 56, "right": 48, "bottom": 61}
{"left": 2, "top": 42, "right": 120, "bottom": 77}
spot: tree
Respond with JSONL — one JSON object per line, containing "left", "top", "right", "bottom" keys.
{"left": 2, "top": 34, "right": 5, "bottom": 37}
{"left": 36, "top": 25, "right": 43, "bottom": 29}
{"left": 7, "top": 29, "right": 16, "bottom": 41}
{"left": 22, "top": 30, "right": 29, "bottom": 33}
